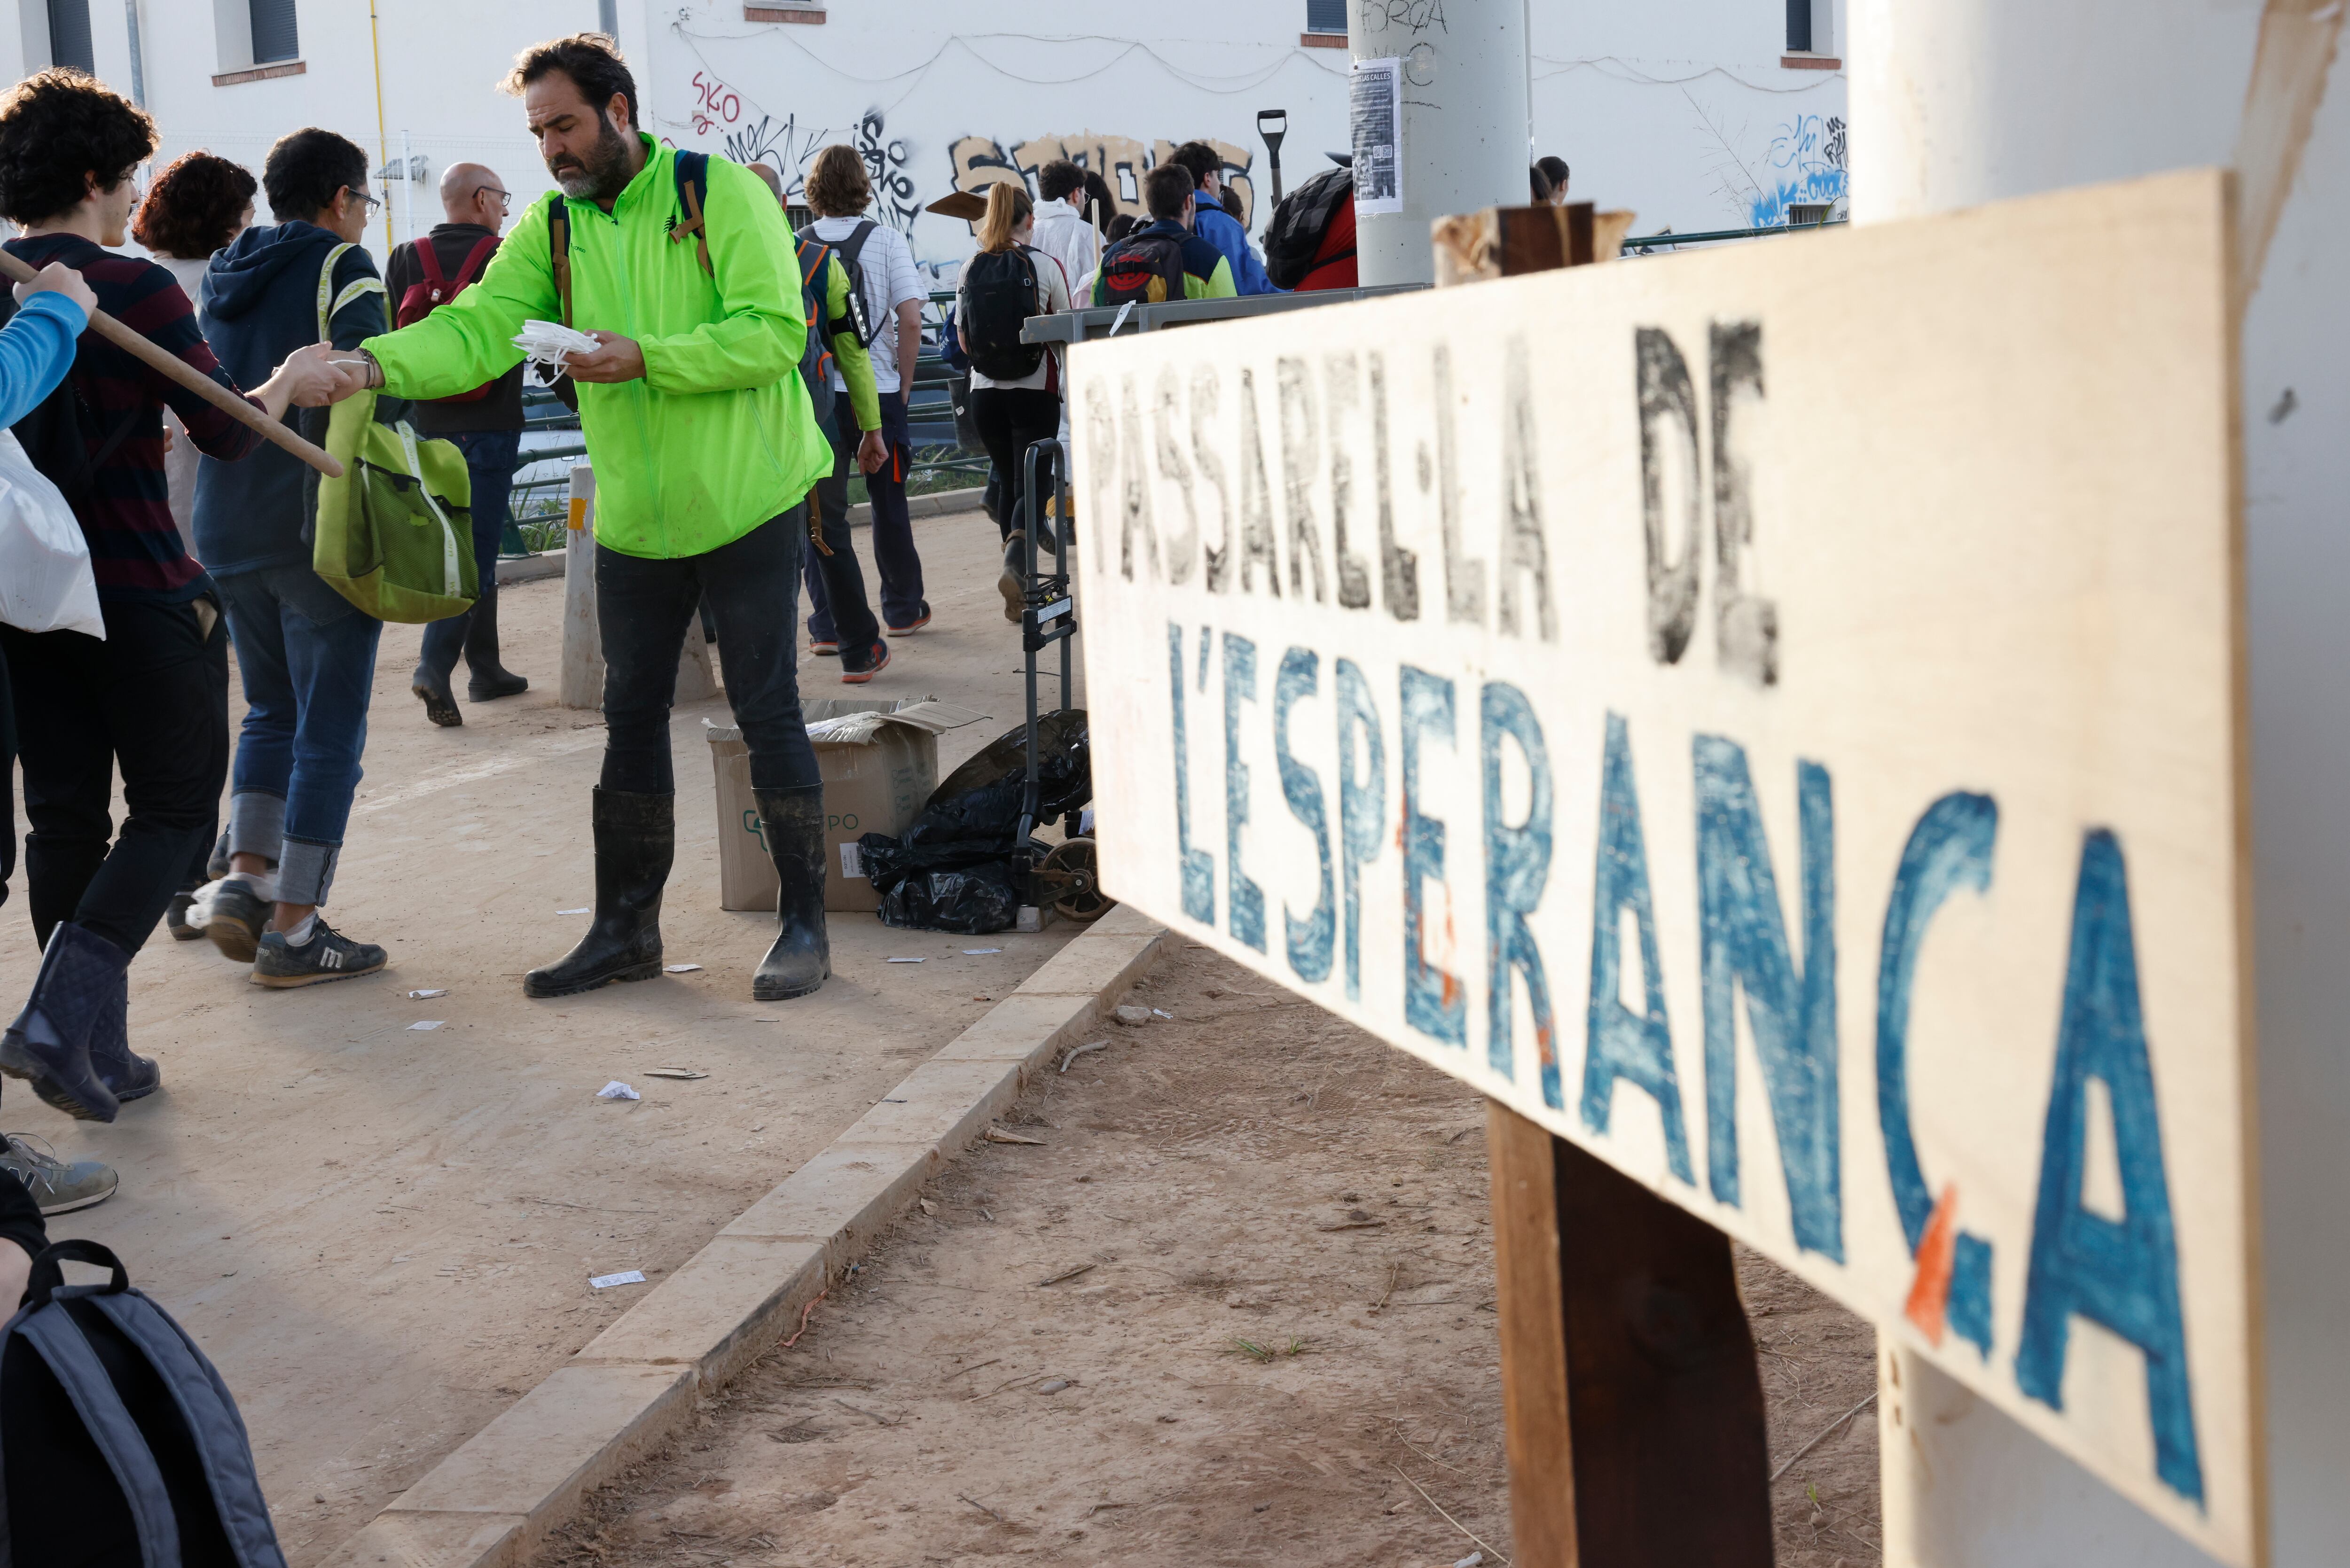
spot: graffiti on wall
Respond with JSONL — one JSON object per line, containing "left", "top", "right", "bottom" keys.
{"left": 948, "top": 132, "right": 1259, "bottom": 228}
{"left": 854, "top": 109, "right": 922, "bottom": 234}
{"left": 676, "top": 63, "right": 924, "bottom": 236}
{"left": 1747, "top": 113, "right": 1848, "bottom": 228}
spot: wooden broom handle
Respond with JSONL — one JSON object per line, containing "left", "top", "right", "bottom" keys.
{"left": 0, "top": 248, "right": 345, "bottom": 479}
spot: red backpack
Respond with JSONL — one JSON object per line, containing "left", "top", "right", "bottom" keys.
{"left": 394, "top": 234, "right": 500, "bottom": 402}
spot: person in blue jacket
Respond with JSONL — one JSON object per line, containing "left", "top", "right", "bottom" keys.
{"left": 1168, "top": 140, "right": 1281, "bottom": 296}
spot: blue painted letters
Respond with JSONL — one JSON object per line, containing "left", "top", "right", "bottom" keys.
{"left": 1167, "top": 623, "right": 1213, "bottom": 924}
{"left": 1276, "top": 648, "right": 1335, "bottom": 983}
{"left": 1222, "top": 633, "right": 1266, "bottom": 952}
{"left": 1481, "top": 682, "right": 1554, "bottom": 1089}
{"left": 1336, "top": 659, "right": 1385, "bottom": 1001}
{"left": 1401, "top": 667, "right": 1466, "bottom": 1046}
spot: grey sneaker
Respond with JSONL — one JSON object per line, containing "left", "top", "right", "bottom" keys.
{"left": 202, "top": 878, "right": 272, "bottom": 963}
{"left": 251, "top": 920, "right": 387, "bottom": 988}
{"left": 0, "top": 1134, "right": 118, "bottom": 1215}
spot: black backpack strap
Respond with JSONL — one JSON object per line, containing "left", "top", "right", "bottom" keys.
{"left": 547, "top": 195, "right": 573, "bottom": 328}
{"left": 25, "top": 1239, "right": 129, "bottom": 1311}
{"left": 836, "top": 219, "right": 881, "bottom": 344}
{"left": 671, "top": 149, "right": 713, "bottom": 276}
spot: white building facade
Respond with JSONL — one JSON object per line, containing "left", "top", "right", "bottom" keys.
{"left": 0, "top": 1, "right": 1844, "bottom": 272}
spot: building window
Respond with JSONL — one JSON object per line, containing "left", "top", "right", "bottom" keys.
{"left": 250, "top": 0, "right": 298, "bottom": 65}
{"left": 46, "top": 0, "right": 94, "bottom": 73}
{"left": 1306, "top": 0, "right": 1345, "bottom": 34}
{"left": 1784, "top": 0, "right": 1812, "bottom": 53}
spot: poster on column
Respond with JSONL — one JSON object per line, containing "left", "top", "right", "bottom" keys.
{"left": 1068, "top": 168, "right": 2260, "bottom": 1566}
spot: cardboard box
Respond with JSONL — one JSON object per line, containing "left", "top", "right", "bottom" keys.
{"left": 707, "top": 697, "right": 991, "bottom": 913}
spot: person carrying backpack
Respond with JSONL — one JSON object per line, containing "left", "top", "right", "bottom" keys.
{"left": 956, "top": 183, "right": 1072, "bottom": 623}
{"left": 744, "top": 157, "right": 892, "bottom": 682}
{"left": 1091, "top": 163, "right": 1238, "bottom": 310}
{"left": 0, "top": 75, "right": 346, "bottom": 1150}
{"left": 1167, "top": 141, "right": 1279, "bottom": 296}
{"left": 325, "top": 33, "right": 846, "bottom": 1005}
{"left": 193, "top": 128, "right": 396, "bottom": 991}
{"left": 386, "top": 161, "right": 533, "bottom": 726}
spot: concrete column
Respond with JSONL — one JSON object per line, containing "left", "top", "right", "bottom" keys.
{"left": 1850, "top": 4, "right": 2350, "bottom": 1564}
{"left": 1348, "top": 0, "right": 1531, "bottom": 287}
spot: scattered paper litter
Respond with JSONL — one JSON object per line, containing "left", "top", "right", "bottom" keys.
{"left": 556, "top": 907, "right": 590, "bottom": 915}
{"left": 886, "top": 956, "right": 925, "bottom": 963}
{"left": 407, "top": 988, "right": 448, "bottom": 999}
{"left": 596, "top": 1081, "right": 641, "bottom": 1101}
{"left": 662, "top": 963, "right": 703, "bottom": 973}
{"left": 963, "top": 948, "right": 1002, "bottom": 955}
{"left": 642, "top": 1068, "right": 707, "bottom": 1081}
{"left": 588, "top": 1270, "right": 646, "bottom": 1290}
{"left": 407, "top": 1021, "right": 444, "bottom": 1031}
{"left": 1151, "top": 1008, "right": 1174, "bottom": 1019}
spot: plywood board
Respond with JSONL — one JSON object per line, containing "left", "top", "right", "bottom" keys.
{"left": 1068, "top": 168, "right": 2259, "bottom": 1565}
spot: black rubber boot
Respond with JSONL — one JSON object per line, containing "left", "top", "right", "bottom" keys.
{"left": 524, "top": 789, "right": 672, "bottom": 998}
{"left": 0, "top": 922, "right": 127, "bottom": 1123}
{"left": 87, "top": 970, "right": 160, "bottom": 1105}
{"left": 752, "top": 787, "right": 830, "bottom": 1001}
{"left": 411, "top": 661, "right": 461, "bottom": 727}
{"left": 465, "top": 585, "right": 529, "bottom": 701}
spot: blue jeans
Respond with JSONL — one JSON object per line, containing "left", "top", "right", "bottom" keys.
{"left": 217, "top": 565, "right": 383, "bottom": 907}
{"left": 805, "top": 392, "right": 926, "bottom": 640}
{"left": 416, "top": 428, "right": 521, "bottom": 681}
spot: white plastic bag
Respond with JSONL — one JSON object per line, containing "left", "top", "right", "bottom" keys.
{"left": 0, "top": 429, "right": 102, "bottom": 640}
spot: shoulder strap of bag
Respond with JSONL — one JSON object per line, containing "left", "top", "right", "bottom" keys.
{"left": 670, "top": 149, "right": 713, "bottom": 276}
{"left": 452, "top": 234, "right": 499, "bottom": 289}
{"left": 412, "top": 238, "right": 446, "bottom": 289}
{"left": 836, "top": 220, "right": 883, "bottom": 345}
{"left": 548, "top": 196, "right": 573, "bottom": 328}
{"left": 15, "top": 1307, "right": 180, "bottom": 1556}
{"left": 316, "top": 241, "right": 387, "bottom": 342}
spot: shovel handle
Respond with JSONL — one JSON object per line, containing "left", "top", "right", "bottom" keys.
{"left": 0, "top": 247, "right": 345, "bottom": 479}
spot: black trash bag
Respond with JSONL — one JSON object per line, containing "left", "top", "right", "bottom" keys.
{"left": 853, "top": 710, "right": 1090, "bottom": 934}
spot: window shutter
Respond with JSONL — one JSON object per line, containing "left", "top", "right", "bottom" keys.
{"left": 250, "top": 0, "right": 300, "bottom": 64}
{"left": 45, "top": 0, "right": 94, "bottom": 73}
{"left": 1305, "top": 0, "right": 1346, "bottom": 35}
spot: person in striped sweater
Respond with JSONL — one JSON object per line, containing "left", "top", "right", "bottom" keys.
{"left": 0, "top": 69, "right": 345, "bottom": 1152}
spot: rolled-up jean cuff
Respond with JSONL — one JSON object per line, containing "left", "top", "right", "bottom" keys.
{"left": 278, "top": 839, "right": 341, "bottom": 908}
{"left": 228, "top": 791, "right": 286, "bottom": 864}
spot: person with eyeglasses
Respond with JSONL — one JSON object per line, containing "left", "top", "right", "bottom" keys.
{"left": 383, "top": 162, "right": 532, "bottom": 727}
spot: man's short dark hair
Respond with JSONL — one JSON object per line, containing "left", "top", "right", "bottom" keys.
{"left": 1169, "top": 141, "right": 1221, "bottom": 189}
{"left": 0, "top": 69, "right": 156, "bottom": 226}
{"left": 263, "top": 129, "right": 368, "bottom": 224}
{"left": 1144, "top": 164, "right": 1194, "bottom": 221}
{"left": 1537, "top": 155, "right": 1570, "bottom": 192}
{"left": 1036, "top": 160, "right": 1084, "bottom": 203}
{"left": 504, "top": 32, "right": 639, "bottom": 129}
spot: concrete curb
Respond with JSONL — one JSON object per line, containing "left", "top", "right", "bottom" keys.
{"left": 320, "top": 905, "right": 1168, "bottom": 1568}
{"left": 492, "top": 488, "right": 983, "bottom": 591}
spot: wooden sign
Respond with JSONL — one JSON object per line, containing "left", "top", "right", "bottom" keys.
{"left": 1068, "top": 168, "right": 2259, "bottom": 1566}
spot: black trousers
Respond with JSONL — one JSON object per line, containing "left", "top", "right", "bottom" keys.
{"left": 970, "top": 386, "right": 1062, "bottom": 541}
{"left": 0, "top": 596, "right": 228, "bottom": 955}
{"left": 595, "top": 510, "right": 821, "bottom": 796}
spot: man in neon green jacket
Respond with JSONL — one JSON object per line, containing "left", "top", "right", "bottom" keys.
{"left": 337, "top": 33, "right": 867, "bottom": 1005}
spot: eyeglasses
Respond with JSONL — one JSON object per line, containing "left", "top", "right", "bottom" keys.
{"left": 475, "top": 186, "right": 512, "bottom": 210}
{"left": 348, "top": 187, "right": 384, "bottom": 213}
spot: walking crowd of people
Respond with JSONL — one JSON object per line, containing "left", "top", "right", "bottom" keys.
{"left": 0, "top": 30, "right": 1355, "bottom": 1224}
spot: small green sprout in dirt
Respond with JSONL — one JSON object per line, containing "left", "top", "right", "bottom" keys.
{"left": 1230, "top": 1335, "right": 1312, "bottom": 1363}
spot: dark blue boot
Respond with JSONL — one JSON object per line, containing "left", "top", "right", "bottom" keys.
{"left": 87, "top": 969, "right": 160, "bottom": 1105}
{"left": 0, "top": 923, "right": 127, "bottom": 1123}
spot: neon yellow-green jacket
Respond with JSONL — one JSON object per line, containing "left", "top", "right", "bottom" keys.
{"left": 363, "top": 138, "right": 875, "bottom": 560}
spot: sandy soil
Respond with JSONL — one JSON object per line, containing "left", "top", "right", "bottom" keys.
{"left": 0, "top": 512, "right": 1077, "bottom": 1562}
{"left": 536, "top": 939, "right": 1882, "bottom": 1568}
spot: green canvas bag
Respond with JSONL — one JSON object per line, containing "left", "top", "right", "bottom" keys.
{"left": 312, "top": 390, "right": 477, "bottom": 623}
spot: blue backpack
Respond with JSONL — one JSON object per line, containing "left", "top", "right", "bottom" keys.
{"left": 0, "top": 1240, "right": 287, "bottom": 1565}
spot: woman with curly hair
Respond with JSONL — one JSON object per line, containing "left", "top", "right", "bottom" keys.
{"left": 133, "top": 151, "right": 255, "bottom": 553}
{"left": 0, "top": 71, "right": 341, "bottom": 1163}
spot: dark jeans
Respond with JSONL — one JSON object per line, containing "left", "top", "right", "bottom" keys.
{"left": 806, "top": 391, "right": 925, "bottom": 638}
{"left": 416, "top": 428, "right": 521, "bottom": 680}
{"left": 217, "top": 566, "right": 384, "bottom": 908}
{"left": 971, "top": 386, "right": 1062, "bottom": 541}
{"left": 597, "top": 509, "right": 820, "bottom": 796}
{"left": 0, "top": 595, "right": 229, "bottom": 955}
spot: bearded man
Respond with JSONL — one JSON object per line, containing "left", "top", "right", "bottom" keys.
{"left": 325, "top": 32, "right": 838, "bottom": 1001}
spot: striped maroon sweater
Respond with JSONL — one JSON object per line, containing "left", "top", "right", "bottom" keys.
{"left": 4, "top": 233, "right": 264, "bottom": 601}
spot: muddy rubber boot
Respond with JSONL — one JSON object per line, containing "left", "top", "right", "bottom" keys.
{"left": 752, "top": 787, "right": 830, "bottom": 1001}
{"left": 464, "top": 584, "right": 529, "bottom": 701}
{"left": 0, "top": 923, "right": 127, "bottom": 1123}
{"left": 86, "top": 969, "right": 159, "bottom": 1105}
{"left": 524, "top": 789, "right": 673, "bottom": 999}
{"left": 996, "top": 531, "right": 1026, "bottom": 624}
{"left": 411, "top": 660, "right": 462, "bottom": 727}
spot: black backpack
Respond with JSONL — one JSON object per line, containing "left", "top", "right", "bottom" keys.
{"left": 805, "top": 218, "right": 883, "bottom": 348}
{"left": 0, "top": 1240, "right": 288, "bottom": 1566}
{"left": 0, "top": 286, "right": 136, "bottom": 512}
{"left": 1091, "top": 232, "right": 1190, "bottom": 309}
{"left": 960, "top": 247, "right": 1045, "bottom": 382}
{"left": 1263, "top": 165, "right": 1354, "bottom": 290}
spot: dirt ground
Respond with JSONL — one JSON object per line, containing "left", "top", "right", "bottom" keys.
{"left": 0, "top": 512, "right": 1078, "bottom": 1563}
{"left": 539, "top": 939, "right": 1882, "bottom": 1568}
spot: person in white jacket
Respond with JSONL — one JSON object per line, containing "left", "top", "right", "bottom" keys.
{"left": 1027, "top": 161, "right": 1099, "bottom": 302}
